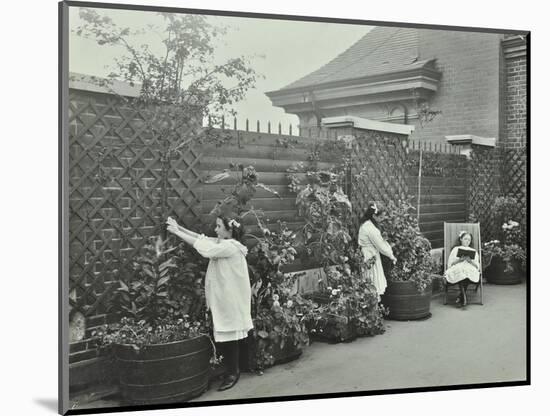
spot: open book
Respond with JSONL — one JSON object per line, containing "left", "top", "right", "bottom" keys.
{"left": 457, "top": 248, "right": 476, "bottom": 259}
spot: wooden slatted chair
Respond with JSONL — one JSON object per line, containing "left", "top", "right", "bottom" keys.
{"left": 443, "top": 222, "right": 483, "bottom": 305}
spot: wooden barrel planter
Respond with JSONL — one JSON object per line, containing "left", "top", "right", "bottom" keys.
{"left": 381, "top": 280, "right": 432, "bottom": 321}
{"left": 114, "top": 335, "right": 212, "bottom": 405}
{"left": 485, "top": 258, "right": 523, "bottom": 285}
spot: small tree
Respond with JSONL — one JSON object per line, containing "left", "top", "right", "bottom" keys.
{"left": 74, "top": 8, "right": 261, "bottom": 233}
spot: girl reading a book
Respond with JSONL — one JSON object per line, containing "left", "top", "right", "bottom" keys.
{"left": 166, "top": 216, "right": 253, "bottom": 392}
{"left": 445, "top": 231, "right": 480, "bottom": 307}
{"left": 358, "top": 202, "right": 397, "bottom": 300}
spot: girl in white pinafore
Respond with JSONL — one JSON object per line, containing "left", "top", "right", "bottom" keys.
{"left": 358, "top": 202, "right": 397, "bottom": 298}
{"left": 167, "top": 216, "right": 253, "bottom": 392}
{"left": 444, "top": 231, "right": 480, "bottom": 307}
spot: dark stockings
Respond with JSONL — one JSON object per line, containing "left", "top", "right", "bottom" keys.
{"left": 218, "top": 340, "right": 239, "bottom": 376}
{"left": 459, "top": 280, "right": 469, "bottom": 306}
{"left": 216, "top": 336, "right": 251, "bottom": 391}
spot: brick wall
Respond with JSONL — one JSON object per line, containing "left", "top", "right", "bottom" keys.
{"left": 412, "top": 29, "right": 503, "bottom": 143}
{"left": 502, "top": 35, "right": 527, "bottom": 149}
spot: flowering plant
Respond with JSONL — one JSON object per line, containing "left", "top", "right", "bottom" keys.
{"left": 94, "top": 316, "right": 208, "bottom": 350}
{"left": 376, "top": 200, "right": 434, "bottom": 292}
{"left": 482, "top": 220, "right": 526, "bottom": 274}
{"left": 244, "top": 217, "right": 315, "bottom": 371}
{"left": 309, "top": 263, "right": 386, "bottom": 341}
{"left": 252, "top": 293, "right": 315, "bottom": 370}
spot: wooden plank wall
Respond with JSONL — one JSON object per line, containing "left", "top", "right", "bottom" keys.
{"left": 196, "top": 129, "right": 345, "bottom": 247}
{"left": 406, "top": 176, "right": 467, "bottom": 248}
{"left": 405, "top": 142, "right": 469, "bottom": 248}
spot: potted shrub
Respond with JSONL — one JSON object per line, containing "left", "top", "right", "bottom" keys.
{"left": 94, "top": 236, "right": 216, "bottom": 405}
{"left": 288, "top": 166, "right": 386, "bottom": 342}
{"left": 482, "top": 197, "right": 527, "bottom": 284}
{"left": 377, "top": 200, "right": 434, "bottom": 320}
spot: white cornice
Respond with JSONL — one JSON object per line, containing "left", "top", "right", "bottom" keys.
{"left": 445, "top": 134, "right": 496, "bottom": 147}
{"left": 322, "top": 116, "right": 415, "bottom": 136}
{"left": 266, "top": 67, "right": 440, "bottom": 115}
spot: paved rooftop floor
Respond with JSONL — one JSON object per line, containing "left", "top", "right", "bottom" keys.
{"left": 71, "top": 282, "right": 527, "bottom": 410}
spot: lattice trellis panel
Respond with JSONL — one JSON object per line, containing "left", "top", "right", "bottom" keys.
{"left": 350, "top": 131, "right": 410, "bottom": 232}
{"left": 503, "top": 146, "right": 527, "bottom": 213}
{"left": 468, "top": 146, "right": 503, "bottom": 241}
{"left": 68, "top": 90, "right": 203, "bottom": 318}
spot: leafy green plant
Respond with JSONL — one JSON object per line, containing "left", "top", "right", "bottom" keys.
{"left": 376, "top": 200, "right": 434, "bottom": 292}
{"left": 291, "top": 169, "right": 353, "bottom": 267}
{"left": 206, "top": 164, "right": 280, "bottom": 219}
{"left": 108, "top": 236, "right": 182, "bottom": 324}
{"left": 252, "top": 294, "right": 315, "bottom": 371}
{"left": 247, "top": 220, "right": 298, "bottom": 316}
{"left": 96, "top": 236, "right": 213, "bottom": 355}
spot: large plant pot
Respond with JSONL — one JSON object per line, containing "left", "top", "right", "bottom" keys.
{"left": 381, "top": 280, "right": 432, "bottom": 321}
{"left": 485, "top": 257, "right": 523, "bottom": 285}
{"left": 115, "top": 335, "right": 212, "bottom": 405}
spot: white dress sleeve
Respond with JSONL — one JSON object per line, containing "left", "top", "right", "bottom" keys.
{"left": 193, "top": 236, "right": 238, "bottom": 259}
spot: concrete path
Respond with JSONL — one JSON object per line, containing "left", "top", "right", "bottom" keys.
{"left": 195, "top": 283, "right": 527, "bottom": 402}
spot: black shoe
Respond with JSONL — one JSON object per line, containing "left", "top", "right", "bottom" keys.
{"left": 218, "top": 372, "right": 240, "bottom": 391}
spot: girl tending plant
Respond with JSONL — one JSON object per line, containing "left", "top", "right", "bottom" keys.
{"left": 166, "top": 216, "right": 253, "bottom": 392}
{"left": 358, "top": 202, "right": 397, "bottom": 299}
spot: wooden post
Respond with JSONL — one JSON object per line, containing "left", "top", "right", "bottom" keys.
{"left": 289, "top": 124, "right": 293, "bottom": 136}
{"left": 221, "top": 116, "right": 225, "bottom": 130}
{"left": 246, "top": 119, "right": 249, "bottom": 132}
{"left": 268, "top": 121, "right": 271, "bottom": 134}
{"left": 278, "top": 122, "right": 281, "bottom": 135}
{"left": 257, "top": 120, "right": 260, "bottom": 132}
{"left": 233, "top": 117, "right": 237, "bottom": 130}
{"left": 417, "top": 149, "right": 423, "bottom": 224}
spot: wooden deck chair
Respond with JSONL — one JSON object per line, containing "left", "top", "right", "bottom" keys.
{"left": 443, "top": 222, "right": 483, "bottom": 305}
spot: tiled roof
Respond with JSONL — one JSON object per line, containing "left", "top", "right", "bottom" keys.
{"left": 280, "top": 26, "right": 422, "bottom": 91}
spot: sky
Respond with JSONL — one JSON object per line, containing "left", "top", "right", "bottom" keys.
{"left": 68, "top": 6, "right": 371, "bottom": 131}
